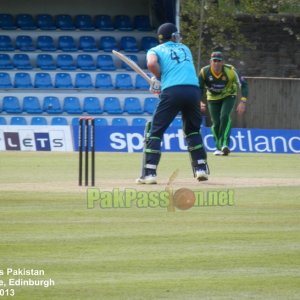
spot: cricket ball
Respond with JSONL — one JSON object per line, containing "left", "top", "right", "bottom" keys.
{"left": 173, "top": 188, "right": 195, "bottom": 210}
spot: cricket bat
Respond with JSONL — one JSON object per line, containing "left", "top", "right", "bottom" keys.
{"left": 112, "top": 50, "right": 152, "bottom": 84}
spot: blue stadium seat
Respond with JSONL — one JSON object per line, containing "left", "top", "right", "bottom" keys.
{"left": 141, "top": 36, "right": 159, "bottom": 52}
{"left": 120, "top": 36, "right": 139, "bottom": 52}
{"left": 14, "top": 72, "right": 33, "bottom": 88}
{"left": 0, "top": 117, "right": 7, "bottom": 125}
{"left": 132, "top": 117, "right": 147, "bottom": 126}
{"left": 96, "top": 54, "right": 116, "bottom": 70}
{"left": 57, "top": 54, "right": 76, "bottom": 70}
{"left": 95, "top": 15, "right": 114, "bottom": 31}
{"left": 144, "top": 97, "right": 159, "bottom": 114}
{"left": 55, "top": 14, "right": 75, "bottom": 30}
{"left": 34, "top": 72, "right": 53, "bottom": 88}
{"left": 36, "top": 14, "right": 56, "bottom": 30}
{"left": 94, "top": 118, "right": 108, "bottom": 126}
{"left": 16, "top": 14, "right": 36, "bottom": 30}
{"left": 114, "top": 15, "right": 133, "bottom": 31}
{"left": 0, "top": 72, "right": 13, "bottom": 88}
{"left": 77, "top": 54, "right": 96, "bottom": 70}
{"left": 75, "top": 73, "right": 93, "bottom": 88}
{"left": 95, "top": 73, "right": 114, "bottom": 89}
{"left": 134, "top": 15, "right": 152, "bottom": 31}
{"left": 135, "top": 74, "right": 150, "bottom": 90}
{"left": 13, "top": 54, "right": 32, "bottom": 69}
{"left": 10, "top": 116, "right": 27, "bottom": 125}
{"left": 51, "top": 117, "right": 68, "bottom": 125}
{"left": 43, "top": 96, "right": 62, "bottom": 114}
{"left": 103, "top": 97, "right": 123, "bottom": 114}
{"left": 37, "top": 35, "right": 56, "bottom": 51}
{"left": 3, "top": 96, "right": 22, "bottom": 113}
{"left": 115, "top": 73, "right": 134, "bottom": 89}
{"left": 112, "top": 117, "right": 128, "bottom": 126}
{"left": 31, "top": 117, "right": 48, "bottom": 125}
{"left": 79, "top": 36, "right": 98, "bottom": 52}
{"left": 0, "top": 54, "right": 13, "bottom": 69}
{"left": 99, "top": 36, "right": 118, "bottom": 52}
{"left": 0, "top": 14, "right": 16, "bottom": 30}
{"left": 0, "top": 35, "right": 14, "bottom": 51}
{"left": 124, "top": 97, "right": 143, "bottom": 114}
{"left": 55, "top": 73, "right": 73, "bottom": 88}
{"left": 15, "top": 35, "right": 35, "bottom": 51}
{"left": 36, "top": 54, "right": 56, "bottom": 70}
{"left": 63, "top": 97, "right": 83, "bottom": 114}
{"left": 23, "top": 96, "right": 43, "bottom": 114}
{"left": 170, "top": 118, "right": 183, "bottom": 128}
{"left": 58, "top": 36, "right": 77, "bottom": 52}
{"left": 75, "top": 15, "right": 95, "bottom": 30}
{"left": 71, "top": 117, "right": 79, "bottom": 126}
{"left": 83, "top": 97, "right": 102, "bottom": 114}
{"left": 121, "top": 54, "right": 139, "bottom": 71}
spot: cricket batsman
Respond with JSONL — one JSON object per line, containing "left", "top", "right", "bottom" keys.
{"left": 136, "top": 23, "right": 209, "bottom": 184}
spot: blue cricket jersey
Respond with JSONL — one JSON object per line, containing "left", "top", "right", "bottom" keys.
{"left": 147, "top": 41, "right": 199, "bottom": 91}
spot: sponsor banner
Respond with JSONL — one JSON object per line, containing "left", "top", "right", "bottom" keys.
{"left": 204, "top": 127, "right": 300, "bottom": 154}
{"left": 72, "top": 126, "right": 300, "bottom": 154}
{"left": 0, "top": 126, "right": 73, "bottom": 151}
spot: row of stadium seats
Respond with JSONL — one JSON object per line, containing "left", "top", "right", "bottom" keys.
{"left": 0, "top": 116, "right": 167, "bottom": 126}
{"left": 1, "top": 95, "right": 159, "bottom": 115}
{"left": 0, "top": 14, "right": 153, "bottom": 31}
{"left": 0, "top": 72, "right": 150, "bottom": 89}
{"left": 0, "top": 53, "right": 144, "bottom": 71}
{"left": 0, "top": 14, "right": 158, "bottom": 128}
{"left": 0, "top": 35, "right": 158, "bottom": 52}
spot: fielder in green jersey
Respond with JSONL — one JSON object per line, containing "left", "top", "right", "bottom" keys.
{"left": 199, "top": 51, "right": 249, "bottom": 155}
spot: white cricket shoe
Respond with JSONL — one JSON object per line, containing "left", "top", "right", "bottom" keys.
{"left": 135, "top": 174, "right": 157, "bottom": 184}
{"left": 213, "top": 150, "right": 224, "bottom": 156}
{"left": 195, "top": 169, "right": 208, "bottom": 181}
{"left": 195, "top": 160, "right": 209, "bottom": 181}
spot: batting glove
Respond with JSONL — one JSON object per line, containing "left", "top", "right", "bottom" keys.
{"left": 149, "top": 76, "right": 161, "bottom": 94}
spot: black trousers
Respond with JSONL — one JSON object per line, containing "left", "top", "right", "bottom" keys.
{"left": 145, "top": 85, "right": 207, "bottom": 173}
{"left": 151, "top": 85, "right": 202, "bottom": 136}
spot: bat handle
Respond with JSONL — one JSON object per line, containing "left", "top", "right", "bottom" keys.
{"left": 166, "top": 187, "right": 175, "bottom": 212}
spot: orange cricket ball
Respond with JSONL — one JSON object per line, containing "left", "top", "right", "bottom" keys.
{"left": 173, "top": 188, "right": 195, "bottom": 210}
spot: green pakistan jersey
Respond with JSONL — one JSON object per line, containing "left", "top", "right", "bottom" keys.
{"left": 199, "top": 64, "right": 248, "bottom": 101}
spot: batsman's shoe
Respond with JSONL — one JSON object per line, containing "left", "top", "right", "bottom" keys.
{"left": 213, "top": 149, "right": 224, "bottom": 156}
{"left": 221, "top": 146, "right": 230, "bottom": 156}
{"left": 135, "top": 174, "right": 157, "bottom": 184}
{"left": 196, "top": 169, "right": 208, "bottom": 181}
{"left": 195, "top": 160, "right": 209, "bottom": 181}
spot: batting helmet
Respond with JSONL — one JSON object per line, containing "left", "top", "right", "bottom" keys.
{"left": 157, "top": 23, "right": 178, "bottom": 41}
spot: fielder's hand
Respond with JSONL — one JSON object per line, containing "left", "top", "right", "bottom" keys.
{"left": 149, "top": 76, "right": 161, "bottom": 94}
{"left": 200, "top": 101, "right": 206, "bottom": 112}
{"left": 236, "top": 101, "right": 246, "bottom": 115}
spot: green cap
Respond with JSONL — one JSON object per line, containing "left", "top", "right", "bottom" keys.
{"left": 210, "top": 51, "right": 223, "bottom": 61}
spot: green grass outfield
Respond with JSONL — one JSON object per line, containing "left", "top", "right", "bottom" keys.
{"left": 0, "top": 152, "right": 300, "bottom": 300}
